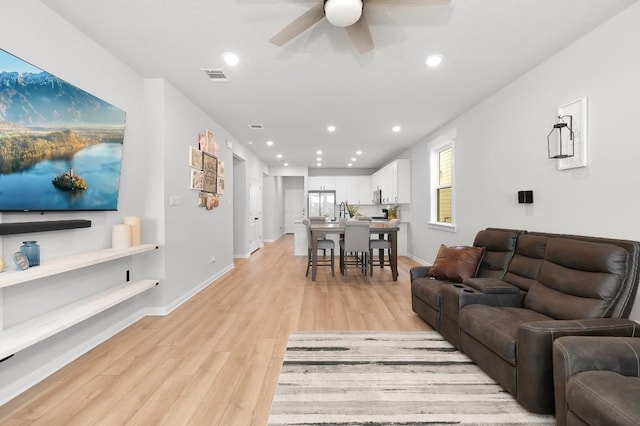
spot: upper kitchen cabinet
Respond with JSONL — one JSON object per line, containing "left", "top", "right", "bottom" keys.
{"left": 371, "top": 159, "right": 411, "bottom": 204}
{"left": 390, "top": 159, "right": 411, "bottom": 204}
{"left": 344, "top": 176, "right": 370, "bottom": 205}
{"left": 308, "top": 176, "right": 336, "bottom": 191}
{"left": 309, "top": 175, "right": 371, "bottom": 205}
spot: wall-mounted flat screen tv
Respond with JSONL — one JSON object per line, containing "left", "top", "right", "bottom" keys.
{"left": 0, "top": 48, "right": 126, "bottom": 212}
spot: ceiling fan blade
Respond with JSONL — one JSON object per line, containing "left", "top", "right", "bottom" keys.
{"left": 366, "top": 0, "right": 451, "bottom": 6}
{"left": 345, "top": 14, "right": 374, "bottom": 54}
{"left": 269, "top": 3, "right": 326, "bottom": 46}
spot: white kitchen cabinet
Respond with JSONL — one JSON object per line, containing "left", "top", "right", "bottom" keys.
{"left": 344, "top": 176, "right": 370, "bottom": 205}
{"left": 308, "top": 176, "right": 335, "bottom": 191}
{"left": 390, "top": 159, "right": 411, "bottom": 204}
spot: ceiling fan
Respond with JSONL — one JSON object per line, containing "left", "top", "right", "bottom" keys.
{"left": 269, "top": 0, "right": 451, "bottom": 54}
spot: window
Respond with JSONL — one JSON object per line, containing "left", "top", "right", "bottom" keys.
{"left": 430, "top": 136, "right": 455, "bottom": 229}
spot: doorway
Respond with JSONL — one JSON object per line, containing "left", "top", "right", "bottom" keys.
{"left": 284, "top": 188, "right": 305, "bottom": 233}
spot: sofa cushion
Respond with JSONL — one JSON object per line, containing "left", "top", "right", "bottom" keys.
{"left": 567, "top": 370, "right": 640, "bottom": 426}
{"left": 459, "top": 305, "right": 551, "bottom": 366}
{"left": 428, "top": 245, "right": 485, "bottom": 283}
{"left": 473, "top": 229, "right": 519, "bottom": 279}
{"left": 502, "top": 234, "right": 548, "bottom": 292}
{"left": 411, "top": 277, "right": 446, "bottom": 309}
{"left": 523, "top": 238, "right": 629, "bottom": 319}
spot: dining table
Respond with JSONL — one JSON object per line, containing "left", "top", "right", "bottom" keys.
{"left": 309, "top": 221, "right": 400, "bottom": 282}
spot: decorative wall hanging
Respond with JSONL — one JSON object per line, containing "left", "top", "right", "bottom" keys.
{"left": 189, "top": 146, "right": 203, "bottom": 169}
{"left": 191, "top": 129, "right": 224, "bottom": 209}
{"left": 190, "top": 168, "right": 204, "bottom": 190}
{"left": 202, "top": 152, "right": 218, "bottom": 193}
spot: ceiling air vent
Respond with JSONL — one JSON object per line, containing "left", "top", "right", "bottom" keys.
{"left": 248, "top": 124, "right": 264, "bottom": 130}
{"left": 201, "top": 68, "right": 229, "bottom": 82}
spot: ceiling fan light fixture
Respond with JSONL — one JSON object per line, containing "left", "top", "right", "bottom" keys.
{"left": 324, "top": 0, "right": 363, "bottom": 27}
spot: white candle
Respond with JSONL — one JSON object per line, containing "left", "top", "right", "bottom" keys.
{"left": 112, "top": 224, "right": 132, "bottom": 249}
{"left": 123, "top": 216, "right": 142, "bottom": 246}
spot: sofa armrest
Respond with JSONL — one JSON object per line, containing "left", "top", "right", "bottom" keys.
{"left": 410, "top": 266, "right": 431, "bottom": 282}
{"left": 516, "top": 318, "right": 639, "bottom": 415}
{"left": 443, "top": 287, "right": 525, "bottom": 326}
{"left": 462, "top": 277, "right": 521, "bottom": 294}
{"left": 553, "top": 335, "right": 640, "bottom": 426}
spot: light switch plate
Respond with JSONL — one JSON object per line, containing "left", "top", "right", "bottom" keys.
{"left": 169, "top": 195, "right": 181, "bottom": 206}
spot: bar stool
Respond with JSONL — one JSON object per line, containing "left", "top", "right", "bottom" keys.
{"left": 340, "top": 221, "right": 370, "bottom": 283}
{"left": 369, "top": 219, "right": 398, "bottom": 276}
{"left": 303, "top": 219, "right": 334, "bottom": 277}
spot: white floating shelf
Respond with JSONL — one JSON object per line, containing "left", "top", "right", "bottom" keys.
{"left": 0, "top": 244, "right": 159, "bottom": 289}
{"left": 0, "top": 279, "right": 159, "bottom": 360}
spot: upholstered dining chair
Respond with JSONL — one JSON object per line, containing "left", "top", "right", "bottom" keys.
{"left": 369, "top": 218, "right": 398, "bottom": 276}
{"left": 303, "top": 218, "right": 334, "bottom": 277}
{"left": 339, "top": 221, "right": 370, "bottom": 283}
{"left": 309, "top": 216, "right": 329, "bottom": 256}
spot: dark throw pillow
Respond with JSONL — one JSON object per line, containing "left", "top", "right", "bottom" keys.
{"left": 427, "top": 245, "right": 485, "bottom": 282}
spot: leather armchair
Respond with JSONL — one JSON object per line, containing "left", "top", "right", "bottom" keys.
{"left": 553, "top": 335, "right": 640, "bottom": 426}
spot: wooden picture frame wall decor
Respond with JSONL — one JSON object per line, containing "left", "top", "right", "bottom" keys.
{"left": 202, "top": 152, "right": 218, "bottom": 194}
{"left": 190, "top": 169, "right": 203, "bottom": 190}
{"left": 191, "top": 129, "right": 225, "bottom": 208}
{"left": 189, "top": 146, "right": 203, "bottom": 170}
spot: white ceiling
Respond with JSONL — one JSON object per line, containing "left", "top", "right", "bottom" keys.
{"left": 41, "top": 0, "right": 637, "bottom": 170}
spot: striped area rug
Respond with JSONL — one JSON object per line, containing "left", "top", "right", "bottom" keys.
{"left": 268, "top": 331, "right": 555, "bottom": 425}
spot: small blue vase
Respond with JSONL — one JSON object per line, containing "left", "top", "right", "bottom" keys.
{"left": 20, "top": 241, "right": 40, "bottom": 267}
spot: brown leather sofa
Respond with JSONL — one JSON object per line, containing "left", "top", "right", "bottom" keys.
{"left": 410, "top": 230, "right": 640, "bottom": 415}
{"left": 410, "top": 228, "right": 520, "bottom": 336}
{"left": 553, "top": 335, "right": 640, "bottom": 426}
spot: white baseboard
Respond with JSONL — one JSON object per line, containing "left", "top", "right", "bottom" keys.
{"left": 146, "top": 264, "right": 234, "bottom": 316}
{"left": 234, "top": 253, "right": 250, "bottom": 259}
{"left": 407, "top": 254, "right": 430, "bottom": 266}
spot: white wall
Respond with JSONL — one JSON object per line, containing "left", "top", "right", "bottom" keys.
{"left": 0, "top": 0, "right": 160, "bottom": 402}
{"left": 0, "top": 0, "right": 263, "bottom": 403}
{"left": 150, "top": 79, "right": 236, "bottom": 312}
{"left": 409, "top": 2, "right": 640, "bottom": 321}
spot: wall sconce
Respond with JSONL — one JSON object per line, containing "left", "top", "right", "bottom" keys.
{"left": 547, "top": 115, "right": 574, "bottom": 159}
{"left": 548, "top": 97, "right": 588, "bottom": 170}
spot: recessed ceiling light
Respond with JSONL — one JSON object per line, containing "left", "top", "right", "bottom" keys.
{"left": 356, "top": 150, "right": 362, "bottom": 155}
{"left": 316, "top": 150, "right": 323, "bottom": 155}
{"left": 247, "top": 141, "right": 253, "bottom": 145}
{"left": 317, "top": 163, "right": 322, "bottom": 167}
{"left": 223, "top": 52, "right": 240, "bottom": 66}
{"left": 426, "top": 54, "right": 443, "bottom": 68}
{"left": 351, "top": 158, "right": 357, "bottom": 162}
{"left": 348, "top": 163, "right": 353, "bottom": 167}
{"left": 327, "top": 125, "right": 336, "bottom": 132}
{"left": 284, "top": 162, "right": 289, "bottom": 166}
{"left": 266, "top": 140, "right": 274, "bottom": 146}
{"left": 277, "top": 154, "right": 283, "bottom": 159}
{"left": 317, "top": 157, "right": 322, "bottom": 162}
{"left": 392, "top": 125, "right": 402, "bottom": 132}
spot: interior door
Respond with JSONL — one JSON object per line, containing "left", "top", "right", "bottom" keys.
{"left": 285, "top": 188, "right": 305, "bottom": 233}
{"left": 249, "top": 178, "right": 262, "bottom": 253}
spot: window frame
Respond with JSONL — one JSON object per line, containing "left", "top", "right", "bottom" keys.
{"left": 428, "top": 132, "right": 456, "bottom": 232}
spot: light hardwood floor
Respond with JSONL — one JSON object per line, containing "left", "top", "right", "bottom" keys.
{"left": 0, "top": 234, "right": 430, "bottom": 425}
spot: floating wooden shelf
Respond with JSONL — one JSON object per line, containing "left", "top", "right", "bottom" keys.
{"left": 0, "top": 279, "right": 159, "bottom": 360}
{"left": 0, "top": 220, "right": 92, "bottom": 236}
{"left": 0, "top": 244, "right": 159, "bottom": 289}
